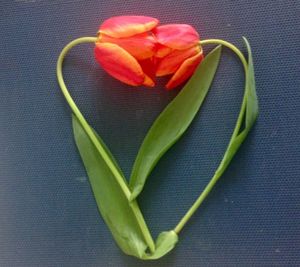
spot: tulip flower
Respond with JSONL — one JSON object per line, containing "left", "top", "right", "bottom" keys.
{"left": 95, "top": 16, "right": 158, "bottom": 87}
{"left": 153, "top": 24, "right": 204, "bottom": 89}
{"left": 94, "top": 16, "right": 204, "bottom": 89}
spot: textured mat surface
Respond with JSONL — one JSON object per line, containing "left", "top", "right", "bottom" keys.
{"left": 1, "top": 1, "right": 299, "bottom": 266}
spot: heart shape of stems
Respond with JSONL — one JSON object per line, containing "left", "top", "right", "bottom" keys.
{"left": 56, "top": 37, "right": 258, "bottom": 259}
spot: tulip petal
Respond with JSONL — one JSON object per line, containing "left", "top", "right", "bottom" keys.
{"left": 99, "top": 33, "right": 156, "bottom": 60}
{"left": 154, "top": 24, "right": 199, "bottom": 50}
{"left": 99, "top": 16, "right": 159, "bottom": 38}
{"left": 95, "top": 43, "right": 145, "bottom": 86}
{"left": 139, "top": 58, "right": 156, "bottom": 84}
{"left": 156, "top": 46, "right": 201, "bottom": 76}
{"left": 165, "top": 52, "right": 204, "bottom": 90}
{"left": 155, "top": 44, "right": 173, "bottom": 58}
{"left": 143, "top": 74, "right": 155, "bottom": 87}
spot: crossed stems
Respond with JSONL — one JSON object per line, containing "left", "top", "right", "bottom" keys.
{"left": 56, "top": 37, "right": 248, "bottom": 253}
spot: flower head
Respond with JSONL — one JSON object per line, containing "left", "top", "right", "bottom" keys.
{"left": 95, "top": 16, "right": 203, "bottom": 89}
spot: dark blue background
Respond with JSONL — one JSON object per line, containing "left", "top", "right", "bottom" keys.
{"left": 1, "top": 1, "right": 299, "bottom": 266}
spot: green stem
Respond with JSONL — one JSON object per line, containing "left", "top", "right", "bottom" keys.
{"left": 57, "top": 37, "right": 131, "bottom": 199}
{"left": 174, "top": 39, "right": 249, "bottom": 234}
{"left": 56, "top": 37, "right": 155, "bottom": 253}
{"left": 130, "top": 201, "right": 156, "bottom": 253}
{"left": 200, "top": 39, "right": 248, "bottom": 71}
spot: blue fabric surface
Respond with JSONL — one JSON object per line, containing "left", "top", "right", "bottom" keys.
{"left": 1, "top": 1, "right": 299, "bottom": 266}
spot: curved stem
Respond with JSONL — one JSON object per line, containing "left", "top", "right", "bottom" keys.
{"left": 200, "top": 39, "right": 248, "bottom": 72}
{"left": 174, "top": 39, "right": 249, "bottom": 234}
{"left": 56, "top": 37, "right": 155, "bottom": 253}
{"left": 57, "top": 37, "right": 131, "bottom": 199}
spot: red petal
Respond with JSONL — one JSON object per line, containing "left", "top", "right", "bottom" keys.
{"left": 99, "top": 16, "right": 159, "bottom": 38}
{"left": 139, "top": 58, "right": 156, "bottom": 84}
{"left": 99, "top": 33, "right": 156, "bottom": 60}
{"left": 156, "top": 46, "right": 201, "bottom": 76}
{"left": 154, "top": 24, "right": 199, "bottom": 50}
{"left": 94, "top": 43, "right": 145, "bottom": 86}
{"left": 165, "top": 51, "right": 204, "bottom": 90}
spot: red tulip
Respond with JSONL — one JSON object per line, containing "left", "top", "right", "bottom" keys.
{"left": 95, "top": 16, "right": 158, "bottom": 87}
{"left": 154, "top": 24, "right": 204, "bottom": 89}
{"left": 95, "top": 16, "right": 203, "bottom": 89}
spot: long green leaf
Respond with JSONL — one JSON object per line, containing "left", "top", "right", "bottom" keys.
{"left": 129, "top": 46, "right": 222, "bottom": 200}
{"left": 73, "top": 115, "right": 180, "bottom": 259}
{"left": 72, "top": 115, "right": 148, "bottom": 258}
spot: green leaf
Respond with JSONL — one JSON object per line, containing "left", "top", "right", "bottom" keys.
{"left": 73, "top": 115, "right": 179, "bottom": 259}
{"left": 129, "top": 46, "right": 222, "bottom": 200}
{"left": 243, "top": 37, "right": 259, "bottom": 129}
{"left": 72, "top": 115, "right": 148, "bottom": 258}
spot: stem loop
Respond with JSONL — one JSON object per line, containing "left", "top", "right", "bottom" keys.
{"left": 174, "top": 39, "right": 249, "bottom": 234}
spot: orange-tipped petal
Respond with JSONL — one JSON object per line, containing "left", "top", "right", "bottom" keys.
{"left": 143, "top": 74, "right": 155, "bottom": 87}
{"left": 155, "top": 44, "right": 173, "bottom": 58}
{"left": 99, "top": 16, "right": 159, "bottom": 38}
{"left": 165, "top": 52, "right": 204, "bottom": 90}
{"left": 99, "top": 33, "right": 156, "bottom": 60}
{"left": 154, "top": 24, "right": 199, "bottom": 50}
{"left": 156, "top": 46, "right": 201, "bottom": 76}
{"left": 95, "top": 42, "right": 145, "bottom": 86}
